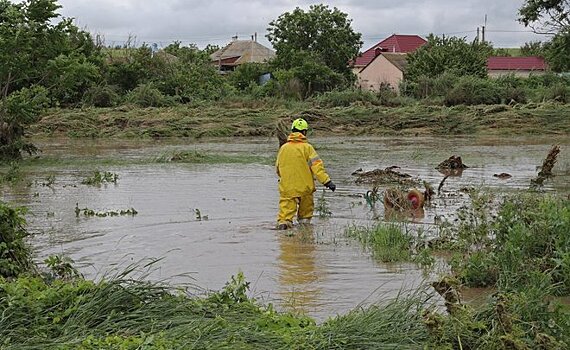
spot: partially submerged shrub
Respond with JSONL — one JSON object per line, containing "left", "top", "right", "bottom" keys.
{"left": 0, "top": 201, "right": 33, "bottom": 278}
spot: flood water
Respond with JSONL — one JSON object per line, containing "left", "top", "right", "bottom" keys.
{"left": 2, "top": 135, "right": 569, "bottom": 320}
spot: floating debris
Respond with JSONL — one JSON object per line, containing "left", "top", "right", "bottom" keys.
{"left": 436, "top": 156, "right": 469, "bottom": 170}
{"left": 383, "top": 188, "right": 427, "bottom": 210}
{"left": 353, "top": 167, "right": 421, "bottom": 186}
{"left": 531, "top": 145, "right": 560, "bottom": 186}
{"left": 75, "top": 203, "right": 137, "bottom": 218}
{"left": 493, "top": 173, "right": 512, "bottom": 179}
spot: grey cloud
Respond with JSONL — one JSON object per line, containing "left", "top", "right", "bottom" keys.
{"left": 57, "top": 0, "right": 545, "bottom": 49}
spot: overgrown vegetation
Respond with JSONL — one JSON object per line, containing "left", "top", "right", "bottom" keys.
{"left": 451, "top": 194, "right": 570, "bottom": 295}
{"left": 0, "top": 201, "right": 34, "bottom": 278}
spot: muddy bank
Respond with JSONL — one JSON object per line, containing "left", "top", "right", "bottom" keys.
{"left": 31, "top": 102, "right": 570, "bottom": 139}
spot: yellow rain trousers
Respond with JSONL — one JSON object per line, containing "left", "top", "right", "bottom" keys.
{"left": 276, "top": 132, "right": 331, "bottom": 225}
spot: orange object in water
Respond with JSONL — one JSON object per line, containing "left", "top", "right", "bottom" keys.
{"left": 407, "top": 189, "right": 424, "bottom": 209}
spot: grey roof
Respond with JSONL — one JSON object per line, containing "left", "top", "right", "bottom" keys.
{"left": 210, "top": 40, "right": 275, "bottom": 65}
{"left": 381, "top": 53, "right": 409, "bottom": 72}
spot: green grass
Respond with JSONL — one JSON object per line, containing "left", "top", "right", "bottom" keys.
{"left": 0, "top": 271, "right": 431, "bottom": 349}
{"left": 345, "top": 224, "right": 413, "bottom": 262}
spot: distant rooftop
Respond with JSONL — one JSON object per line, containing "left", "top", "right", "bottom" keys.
{"left": 487, "top": 56, "right": 547, "bottom": 71}
{"left": 210, "top": 39, "right": 275, "bottom": 66}
{"left": 353, "top": 34, "right": 427, "bottom": 67}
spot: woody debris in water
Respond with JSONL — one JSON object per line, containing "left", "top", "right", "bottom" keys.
{"left": 353, "top": 167, "right": 421, "bottom": 186}
{"left": 436, "top": 155, "right": 469, "bottom": 170}
{"left": 531, "top": 145, "right": 560, "bottom": 186}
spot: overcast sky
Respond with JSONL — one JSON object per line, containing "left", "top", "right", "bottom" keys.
{"left": 53, "top": 0, "right": 546, "bottom": 51}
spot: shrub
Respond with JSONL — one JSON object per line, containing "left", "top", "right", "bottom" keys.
{"left": 407, "top": 73, "right": 460, "bottom": 99}
{"left": 44, "top": 55, "right": 102, "bottom": 106}
{"left": 0, "top": 201, "right": 33, "bottom": 277}
{"left": 544, "top": 83, "right": 570, "bottom": 103}
{"left": 444, "top": 76, "right": 501, "bottom": 106}
{"left": 83, "top": 85, "right": 120, "bottom": 107}
{"left": 312, "top": 89, "right": 379, "bottom": 107}
{"left": 494, "top": 74, "right": 527, "bottom": 103}
{"left": 230, "top": 63, "right": 271, "bottom": 90}
{"left": 126, "top": 83, "right": 175, "bottom": 107}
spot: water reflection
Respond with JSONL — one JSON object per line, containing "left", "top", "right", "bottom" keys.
{"left": 277, "top": 225, "right": 322, "bottom": 314}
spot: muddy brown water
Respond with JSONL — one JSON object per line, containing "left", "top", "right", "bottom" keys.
{"left": 1, "top": 136, "right": 569, "bottom": 320}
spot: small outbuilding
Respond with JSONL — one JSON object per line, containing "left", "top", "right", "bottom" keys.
{"left": 210, "top": 36, "right": 275, "bottom": 72}
{"left": 487, "top": 56, "right": 548, "bottom": 78}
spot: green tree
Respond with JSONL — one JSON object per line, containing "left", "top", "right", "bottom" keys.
{"left": 0, "top": 0, "right": 98, "bottom": 159}
{"left": 266, "top": 4, "right": 362, "bottom": 93}
{"left": 519, "top": 0, "right": 570, "bottom": 34}
{"left": 405, "top": 35, "right": 490, "bottom": 82}
{"left": 163, "top": 41, "right": 210, "bottom": 64}
{"left": 520, "top": 41, "right": 548, "bottom": 56}
{"left": 546, "top": 32, "right": 570, "bottom": 72}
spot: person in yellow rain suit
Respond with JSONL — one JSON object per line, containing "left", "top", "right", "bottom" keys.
{"left": 275, "top": 118, "right": 336, "bottom": 230}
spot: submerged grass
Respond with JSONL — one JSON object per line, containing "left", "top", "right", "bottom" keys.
{"left": 155, "top": 150, "right": 272, "bottom": 165}
{"left": 345, "top": 224, "right": 413, "bottom": 262}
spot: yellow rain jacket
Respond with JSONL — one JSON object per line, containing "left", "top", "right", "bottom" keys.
{"left": 276, "top": 133, "right": 330, "bottom": 198}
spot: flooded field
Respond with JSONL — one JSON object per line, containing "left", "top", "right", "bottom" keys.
{"left": 1, "top": 135, "right": 569, "bottom": 320}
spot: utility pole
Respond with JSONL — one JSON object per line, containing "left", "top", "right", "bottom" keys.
{"left": 482, "top": 14, "right": 487, "bottom": 42}
{"left": 477, "top": 27, "right": 480, "bottom": 43}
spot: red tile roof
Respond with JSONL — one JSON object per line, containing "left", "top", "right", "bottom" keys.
{"left": 487, "top": 56, "right": 547, "bottom": 71}
{"left": 353, "top": 34, "right": 427, "bottom": 67}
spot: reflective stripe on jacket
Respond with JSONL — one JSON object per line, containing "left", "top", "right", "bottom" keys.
{"left": 276, "top": 132, "right": 331, "bottom": 197}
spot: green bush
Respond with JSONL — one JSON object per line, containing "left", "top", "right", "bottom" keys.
{"left": 82, "top": 85, "right": 120, "bottom": 107}
{"left": 312, "top": 89, "right": 379, "bottom": 107}
{"left": 230, "top": 63, "right": 271, "bottom": 90}
{"left": 452, "top": 195, "right": 570, "bottom": 294}
{"left": 543, "top": 82, "right": 570, "bottom": 103}
{"left": 44, "top": 55, "right": 102, "bottom": 106}
{"left": 494, "top": 74, "right": 528, "bottom": 103}
{"left": 444, "top": 76, "right": 501, "bottom": 106}
{"left": 0, "top": 201, "right": 33, "bottom": 278}
{"left": 453, "top": 251, "right": 498, "bottom": 287}
{"left": 406, "top": 72, "right": 460, "bottom": 99}
{"left": 126, "top": 83, "right": 176, "bottom": 107}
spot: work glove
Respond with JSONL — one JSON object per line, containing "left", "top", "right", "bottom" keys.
{"left": 324, "top": 181, "right": 336, "bottom": 192}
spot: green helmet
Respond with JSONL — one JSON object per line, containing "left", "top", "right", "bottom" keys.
{"left": 291, "top": 118, "right": 309, "bottom": 131}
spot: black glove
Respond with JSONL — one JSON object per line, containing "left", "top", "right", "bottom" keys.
{"left": 324, "top": 181, "right": 336, "bottom": 192}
